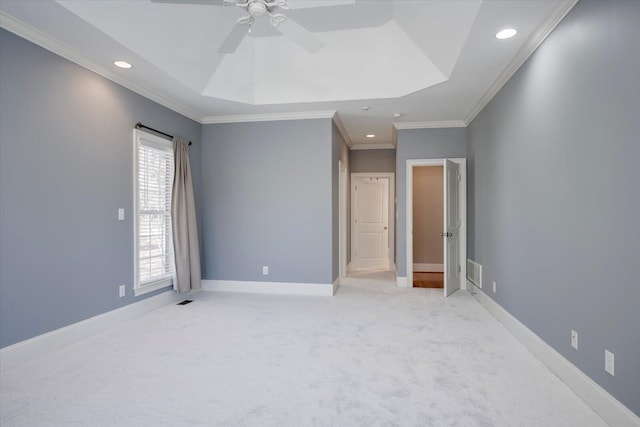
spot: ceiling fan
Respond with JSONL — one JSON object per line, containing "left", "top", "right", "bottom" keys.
{"left": 151, "top": 0, "right": 325, "bottom": 54}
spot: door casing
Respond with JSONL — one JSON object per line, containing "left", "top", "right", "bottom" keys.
{"left": 405, "top": 158, "right": 467, "bottom": 294}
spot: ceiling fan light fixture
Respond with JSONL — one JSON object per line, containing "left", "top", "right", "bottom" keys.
{"left": 496, "top": 28, "right": 517, "bottom": 40}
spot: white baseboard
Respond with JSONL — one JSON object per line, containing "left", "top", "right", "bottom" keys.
{"left": 396, "top": 276, "right": 410, "bottom": 288}
{"left": 202, "top": 280, "right": 336, "bottom": 296}
{"left": 413, "top": 263, "right": 444, "bottom": 272}
{"left": 0, "top": 290, "right": 182, "bottom": 372}
{"left": 470, "top": 281, "right": 640, "bottom": 427}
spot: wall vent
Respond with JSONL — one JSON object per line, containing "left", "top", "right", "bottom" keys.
{"left": 467, "top": 259, "right": 482, "bottom": 288}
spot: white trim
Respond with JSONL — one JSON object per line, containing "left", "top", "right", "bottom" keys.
{"left": 202, "top": 280, "right": 336, "bottom": 296}
{"left": 333, "top": 278, "right": 341, "bottom": 295}
{"left": 333, "top": 113, "right": 353, "bottom": 148}
{"left": 393, "top": 120, "right": 467, "bottom": 130}
{"left": 201, "top": 110, "right": 336, "bottom": 124}
{"left": 464, "top": 0, "right": 579, "bottom": 125}
{"left": 338, "top": 160, "right": 348, "bottom": 279}
{"left": 396, "top": 276, "right": 410, "bottom": 288}
{"left": 0, "top": 12, "right": 202, "bottom": 123}
{"left": 0, "top": 290, "right": 181, "bottom": 372}
{"left": 471, "top": 284, "right": 640, "bottom": 427}
{"left": 413, "top": 263, "right": 444, "bottom": 273}
{"left": 350, "top": 172, "right": 395, "bottom": 271}
{"left": 406, "top": 159, "right": 467, "bottom": 294}
{"left": 350, "top": 143, "right": 396, "bottom": 150}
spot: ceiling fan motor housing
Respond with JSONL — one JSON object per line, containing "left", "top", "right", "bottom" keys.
{"left": 248, "top": 1, "right": 268, "bottom": 18}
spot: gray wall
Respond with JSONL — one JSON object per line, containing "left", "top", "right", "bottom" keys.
{"left": 467, "top": 0, "right": 640, "bottom": 415}
{"left": 350, "top": 149, "right": 396, "bottom": 173}
{"left": 200, "top": 119, "right": 335, "bottom": 285}
{"left": 396, "top": 128, "right": 467, "bottom": 276}
{"left": 413, "top": 166, "right": 443, "bottom": 265}
{"left": 0, "top": 30, "right": 201, "bottom": 348}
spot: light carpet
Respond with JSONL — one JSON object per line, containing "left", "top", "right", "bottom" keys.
{"left": 1, "top": 280, "right": 607, "bottom": 426}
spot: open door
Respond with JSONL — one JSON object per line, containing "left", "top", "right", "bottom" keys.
{"left": 444, "top": 159, "right": 460, "bottom": 296}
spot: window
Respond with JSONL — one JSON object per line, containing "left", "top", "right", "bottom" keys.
{"left": 133, "top": 130, "right": 174, "bottom": 296}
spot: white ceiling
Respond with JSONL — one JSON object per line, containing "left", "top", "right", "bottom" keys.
{"left": 0, "top": 0, "right": 576, "bottom": 148}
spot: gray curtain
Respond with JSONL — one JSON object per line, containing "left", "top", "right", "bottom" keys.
{"left": 171, "top": 137, "right": 201, "bottom": 293}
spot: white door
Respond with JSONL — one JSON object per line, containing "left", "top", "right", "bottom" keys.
{"left": 353, "top": 176, "right": 389, "bottom": 270}
{"left": 444, "top": 160, "right": 460, "bottom": 296}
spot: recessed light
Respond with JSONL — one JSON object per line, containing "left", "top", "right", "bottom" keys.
{"left": 366, "top": 134, "right": 375, "bottom": 138}
{"left": 114, "top": 60, "right": 132, "bottom": 69}
{"left": 393, "top": 112, "right": 403, "bottom": 118}
{"left": 496, "top": 28, "right": 517, "bottom": 40}
{"left": 361, "top": 106, "right": 370, "bottom": 111}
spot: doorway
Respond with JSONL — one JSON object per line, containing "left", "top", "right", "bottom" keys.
{"left": 405, "top": 159, "right": 466, "bottom": 296}
{"left": 412, "top": 165, "right": 444, "bottom": 288}
{"left": 350, "top": 173, "right": 395, "bottom": 272}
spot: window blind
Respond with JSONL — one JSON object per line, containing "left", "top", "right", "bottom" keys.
{"left": 137, "top": 138, "right": 174, "bottom": 285}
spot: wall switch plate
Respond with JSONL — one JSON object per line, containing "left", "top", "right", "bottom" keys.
{"left": 571, "top": 330, "right": 578, "bottom": 350}
{"left": 492, "top": 281, "right": 497, "bottom": 293}
{"left": 119, "top": 285, "right": 125, "bottom": 298}
{"left": 118, "top": 208, "right": 125, "bottom": 221}
{"left": 605, "top": 350, "right": 614, "bottom": 376}
{"left": 262, "top": 266, "right": 269, "bottom": 275}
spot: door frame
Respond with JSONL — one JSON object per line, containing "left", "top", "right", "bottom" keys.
{"left": 351, "top": 172, "right": 395, "bottom": 271}
{"left": 339, "top": 161, "right": 348, "bottom": 278}
{"left": 405, "top": 158, "right": 467, "bottom": 293}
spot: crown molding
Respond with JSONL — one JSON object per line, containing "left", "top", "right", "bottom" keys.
{"left": 201, "top": 110, "right": 337, "bottom": 124}
{"left": 350, "top": 143, "right": 396, "bottom": 150}
{"left": 464, "top": 0, "right": 579, "bottom": 125}
{"left": 0, "top": 11, "right": 203, "bottom": 123}
{"left": 332, "top": 112, "right": 353, "bottom": 148}
{"left": 393, "top": 120, "right": 467, "bottom": 130}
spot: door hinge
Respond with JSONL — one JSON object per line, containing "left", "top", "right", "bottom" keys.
{"left": 457, "top": 174, "right": 461, "bottom": 182}
{"left": 457, "top": 219, "right": 461, "bottom": 227}
{"left": 458, "top": 265, "right": 461, "bottom": 273}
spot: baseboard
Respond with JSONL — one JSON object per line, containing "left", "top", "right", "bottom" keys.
{"left": 202, "top": 280, "right": 336, "bottom": 296}
{"left": 396, "top": 276, "right": 410, "bottom": 288}
{"left": 0, "top": 290, "right": 182, "bottom": 372}
{"left": 333, "top": 277, "right": 341, "bottom": 295}
{"left": 413, "top": 263, "right": 444, "bottom": 272}
{"left": 471, "top": 282, "right": 640, "bottom": 427}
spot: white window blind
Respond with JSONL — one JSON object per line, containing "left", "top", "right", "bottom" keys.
{"left": 134, "top": 131, "right": 174, "bottom": 293}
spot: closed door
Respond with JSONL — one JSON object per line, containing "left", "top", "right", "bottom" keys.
{"left": 352, "top": 176, "right": 389, "bottom": 270}
{"left": 443, "top": 159, "right": 460, "bottom": 296}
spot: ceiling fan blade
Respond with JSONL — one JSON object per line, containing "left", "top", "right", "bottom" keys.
{"left": 150, "top": 0, "right": 227, "bottom": 5}
{"left": 274, "top": 16, "right": 324, "bottom": 53}
{"left": 286, "top": 0, "right": 355, "bottom": 9}
{"left": 217, "top": 21, "right": 251, "bottom": 54}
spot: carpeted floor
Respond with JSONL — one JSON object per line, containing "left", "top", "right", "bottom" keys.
{"left": 0, "top": 279, "right": 607, "bottom": 426}
{"left": 413, "top": 272, "right": 444, "bottom": 288}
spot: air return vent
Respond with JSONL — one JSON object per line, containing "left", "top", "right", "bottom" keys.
{"left": 467, "top": 259, "right": 482, "bottom": 288}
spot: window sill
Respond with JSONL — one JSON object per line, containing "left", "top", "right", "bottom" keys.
{"left": 134, "top": 278, "right": 173, "bottom": 297}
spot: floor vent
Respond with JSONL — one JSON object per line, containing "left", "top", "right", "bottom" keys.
{"left": 467, "top": 259, "right": 482, "bottom": 288}
{"left": 177, "top": 300, "right": 193, "bottom": 305}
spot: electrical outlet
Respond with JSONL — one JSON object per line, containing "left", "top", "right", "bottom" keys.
{"left": 119, "top": 285, "right": 125, "bottom": 298}
{"left": 605, "top": 350, "right": 614, "bottom": 376}
{"left": 118, "top": 208, "right": 125, "bottom": 221}
{"left": 571, "top": 330, "right": 578, "bottom": 350}
{"left": 492, "top": 281, "right": 497, "bottom": 293}
{"left": 262, "top": 266, "right": 269, "bottom": 275}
